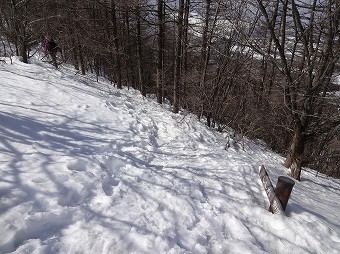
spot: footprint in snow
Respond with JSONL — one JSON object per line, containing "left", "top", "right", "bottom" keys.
{"left": 76, "top": 104, "right": 89, "bottom": 110}
{"left": 57, "top": 187, "right": 87, "bottom": 207}
{"left": 102, "top": 176, "right": 120, "bottom": 196}
{"left": 66, "top": 159, "right": 87, "bottom": 172}
{"left": 31, "top": 177, "right": 48, "bottom": 184}
{"left": 3, "top": 211, "right": 73, "bottom": 253}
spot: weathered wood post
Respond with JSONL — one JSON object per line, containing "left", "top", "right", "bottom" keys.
{"left": 259, "top": 166, "right": 284, "bottom": 215}
{"left": 259, "top": 165, "right": 295, "bottom": 215}
{"left": 269, "top": 176, "right": 295, "bottom": 212}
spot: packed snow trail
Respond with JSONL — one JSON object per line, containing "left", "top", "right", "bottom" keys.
{"left": 0, "top": 57, "right": 339, "bottom": 254}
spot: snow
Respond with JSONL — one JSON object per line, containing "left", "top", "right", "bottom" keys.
{"left": 0, "top": 57, "right": 339, "bottom": 254}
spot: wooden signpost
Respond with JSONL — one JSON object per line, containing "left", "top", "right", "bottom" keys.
{"left": 259, "top": 165, "right": 295, "bottom": 215}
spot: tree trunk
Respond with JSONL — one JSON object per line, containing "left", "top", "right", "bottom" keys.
{"left": 173, "top": 0, "right": 185, "bottom": 113}
{"left": 111, "top": 0, "right": 122, "bottom": 89}
{"left": 136, "top": 6, "right": 145, "bottom": 96}
{"left": 157, "top": 0, "right": 165, "bottom": 104}
{"left": 77, "top": 38, "right": 86, "bottom": 75}
{"left": 124, "top": 10, "right": 132, "bottom": 88}
{"left": 70, "top": 33, "right": 79, "bottom": 70}
{"left": 199, "top": 0, "right": 211, "bottom": 86}
{"left": 21, "top": 40, "right": 28, "bottom": 63}
{"left": 284, "top": 127, "right": 305, "bottom": 181}
{"left": 181, "top": 0, "right": 190, "bottom": 97}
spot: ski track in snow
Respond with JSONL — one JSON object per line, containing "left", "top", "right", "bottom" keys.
{"left": 0, "top": 57, "right": 339, "bottom": 254}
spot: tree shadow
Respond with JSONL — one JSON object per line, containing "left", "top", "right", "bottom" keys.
{"left": 0, "top": 109, "right": 113, "bottom": 252}
{"left": 301, "top": 176, "right": 340, "bottom": 194}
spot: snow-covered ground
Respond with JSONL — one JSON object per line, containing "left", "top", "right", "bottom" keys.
{"left": 0, "top": 57, "right": 339, "bottom": 254}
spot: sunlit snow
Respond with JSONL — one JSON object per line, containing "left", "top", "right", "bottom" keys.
{"left": 0, "top": 57, "right": 339, "bottom": 254}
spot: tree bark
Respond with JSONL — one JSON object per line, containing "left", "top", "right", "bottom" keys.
{"left": 77, "top": 37, "right": 85, "bottom": 75}
{"left": 136, "top": 5, "right": 145, "bottom": 96}
{"left": 199, "top": 0, "right": 211, "bottom": 86}
{"left": 70, "top": 34, "right": 79, "bottom": 71}
{"left": 111, "top": 0, "right": 122, "bottom": 89}
{"left": 284, "top": 126, "right": 305, "bottom": 181}
{"left": 181, "top": 0, "right": 190, "bottom": 97}
{"left": 173, "top": 0, "right": 185, "bottom": 113}
{"left": 124, "top": 10, "right": 132, "bottom": 88}
{"left": 157, "top": 0, "right": 165, "bottom": 104}
{"left": 21, "top": 39, "right": 28, "bottom": 63}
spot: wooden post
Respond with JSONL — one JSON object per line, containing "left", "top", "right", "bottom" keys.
{"left": 270, "top": 176, "right": 295, "bottom": 211}
{"left": 259, "top": 166, "right": 285, "bottom": 215}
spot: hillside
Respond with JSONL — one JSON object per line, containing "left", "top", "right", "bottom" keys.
{"left": 0, "top": 57, "right": 339, "bottom": 254}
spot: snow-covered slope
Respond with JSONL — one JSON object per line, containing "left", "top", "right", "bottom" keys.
{"left": 0, "top": 57, "right": 339, "bottom": 254}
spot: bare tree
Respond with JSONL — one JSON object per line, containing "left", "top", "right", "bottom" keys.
{"left": 157, "top": 0, "right": 165, "bottom": 103}
{"left": 135, "top": 4, "right": 145, "bottom": 96}
{"left": 0, "top": 0, "right": 45, "bottom": 63}
{"left": 250, "top": 0, "right": 340, "bottom": 180}
{"left": 173, "top": 0, "right": 185, "bottom": 113}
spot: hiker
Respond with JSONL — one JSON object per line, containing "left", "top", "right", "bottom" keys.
{"left": 43, "top": 36, "right": 59, "bottom": 68}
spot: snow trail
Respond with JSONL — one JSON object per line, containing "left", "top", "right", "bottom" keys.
{"left": 0, "top": 57, "right": 339, "bottom": 253}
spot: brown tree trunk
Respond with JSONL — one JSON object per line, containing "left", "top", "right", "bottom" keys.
{"left": 173, "top": 0, "right": 185, "bottom": 113}
{"left": 199, "top": 0, "right": 211, "bottom": 86}
{"left": 136, "top": 6, "right": 145, "bottom": 96}
{"left": 157, "top": 0, "right": 165, "bottom": 104}
{"left": 124, "top": 10, "right": 132, "bottom": 88}
{"left": 77, "top": 39, "right": 85, "bottom": 75}
{"left": 21, "top": 40, "right": 28, "bottom": 63}
{"left": 284, "top": 127, "right": 305, "bottom": 181}
{"left": 111, "top": 0, "right": 122, "bottom": 89}
{"left": 181, "top": 0, "right": 190, "bottom": 97}
{"left": 70, "top": 34, "right": 79, "bottom": 71}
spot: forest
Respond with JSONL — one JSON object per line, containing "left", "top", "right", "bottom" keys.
{"left": 1, "top": 0, "right": 339, "bottom": 179}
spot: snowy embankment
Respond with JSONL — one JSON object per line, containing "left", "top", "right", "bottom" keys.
{"left": 0, "top": 57, "right": 339, "bottom": 254}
